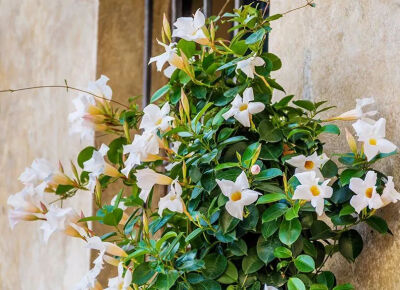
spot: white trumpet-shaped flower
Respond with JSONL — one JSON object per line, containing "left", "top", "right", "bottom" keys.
{"left": 83, "top": 144, "right": 121, "bottom": 192}
{"left": 381, "top": 176, "right": 400, "bottom": 205}
{"left": 292, "top": 171, "right": 333, "bottom": 216}
{"left": 74, "top": 250, "right": 105, "bottom": 290}
{"left": 286, "top": 152, "right": 329, "bottom": 179}
{"left": 87, "top": 75, "right": 113, "bottom": 101}
{"left": 19, "top": 158, "right": 55, "bottom": 189}
{"left": 134, "top": 168, "right": 173, "bottom": 202}
{"left": 105, "top": 263, "right": 133, "bottom": 290}
{"left": 349, "top": 171, "right": 383, "bottom": 213}
{"left": 222, "top": 88, "right": 265, "bottom": 127}
{"left": 216, "top": 171, "right": 261, "bottom": 220}
{"left": 236, "top": 56, "right": 265, "bottom": 79}
{"left": 334, "top": 97, "right": 377, "bottom": 121}
{"left": 121, "top": 132, "right": 161, "bottom": 177}
{"left": 40, "top": 206, "right": 80, "bottom": 243}
{"left": 149, "top": 41, "right": 177, "bottom": 71}
{"left": 172, "top": 9, "right": 208, "bottom": 44}
{"left": 7, "top": 185, "right": 46, "bottom": 229}
{"left": 158, "top": 180, "right": 184, "bottom": 216}
{"left": 264, "top": 285, "right": 278, "bottom": 290}
{"left": 352, "top": 118, "right": 397, "bottom": 161}
{"left": 139, "top": 103, "right": 174, "bottom": 132}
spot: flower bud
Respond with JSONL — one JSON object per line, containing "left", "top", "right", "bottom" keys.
{"left": 345, "top": 128, "right": 358, "bottom": 154}
{"left": 251, "top": 164, "right": 261, "bottom": 175}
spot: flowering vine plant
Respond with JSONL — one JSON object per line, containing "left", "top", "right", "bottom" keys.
{"left": 7, "top": 3, "right": 399, "bottom": 290}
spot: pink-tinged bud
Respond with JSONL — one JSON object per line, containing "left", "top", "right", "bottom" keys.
{"left": 103, "top": 255, "right": 120, "bottom": 266}
{"left": 251, "top": 165, "right": 261, "bottom": 175}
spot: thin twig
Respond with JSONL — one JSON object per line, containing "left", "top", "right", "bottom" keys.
{"left": 218, "top": 0, "right": 232, "bottom": 17}
{"left": 262, "top": 0, "right": 270, "bottom": 17}
{"left": 0, "top": 85, "right": 129, "bottom": 108}
{"left": 282, "top": 0, "right": 315, "bottom": 15}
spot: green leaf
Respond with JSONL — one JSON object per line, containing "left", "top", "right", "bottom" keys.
{"left": 255, "top": 168, "right": 283, "bottom": 181}
{"left": 339, "top": 229, "right": 363, "bottom": 262}
{"left": 193, "top": 102, "right": 214, "bottom": 127}
{"left": 259, "top": 143, "right": 283, "bottom": 161}
{"left": 156, "top": 231, "right": 178, "bottom": 250}
{"left": 218, "top": 128, "right": 234, "bottom": 142}
{"left": 261, "top": 220, "right": 279, "bottom": 239}
{"left": 217, "top": 261, "right": 238, "bottom": 284}
{"left": 262, "top": 203, "right": 288, "bottom": 223}
{"left": 318, "top": 124, "right": 340, "bottom": 135}
{"left": 77, "top": 146, "right": 96, "bottom": 168}
{"left": 78, "top": 215, "right": 103, "bottom": 223}
{"left": 288, "top": 277, "right": 306, "bottom": 290}
{"left": 192, "top": 280, "right": 221, "bottom": 290}
{"left": 185, "top": 228, "right": 203, "bottom": 243}
{"left": 55, "top": 184, "right": 74, "bottom": 195}
{"left": 366, "top": 215, "right": 389, "bottom": 234}
{"left": 220, "top": 209, "right": 240, "bottom": 233}
{"left": 274, "top": 95, "right": 294, "bottom": 109}
{"left": 316, "top": 271, "right": 336, "bottom": 289}
{"left": 293, "top": 100, "right": 315, "bottom": 111}
{"left": 242, "top": 248, "right": 264, "bottom": 274}
{"left": 258, "top": 120, "right": 282, "bottom": 143}
{"left": 273, "top": 246, "right": 292, "bottom": 258}
{"left": 257, "top": 193, "right": 286, "bottom": 204}
{"left": 340, "top": 169, "right": 365, "bottom": 186}
{"left": 321, "top": 160, "right": 338, "bottom": 178}
{"left": 339, "top": 204, "right": 355, "bottom": 216}
{"left": 333, "top": 284, "right": 355, "bottom": 290}
{"left": 215, "top": 162, "right": 239, "bottom": 171}
{"left": 294, "top": 255, "right": 315, "bottom": 272}
{"left": 230, "top": 40, "right": 248, "bottom": 55}
{"left": 265, "top": 53, "right": 282, "bottom": 71}
{"left": 287, "top": 128, "right": 312, "bottom": 139}
{"left": 257, "top": 235, "right": 281, "bottom": 264}
{"left": 228, "top": 239, "right": 248, "bottom": 256}
{"left": 202, "top": 254, "right": 228, "bottom": 279}
{"left": 107, "top": 137, "right": 127, "bottom": 164}
{"left": 310, "top": 284, "right": 329, "bottom": 290}
{"left": 154, "top": 270, "right": 179, "bottom": 289}
{"left": 132, "top": 262, "right": 156, "bottom": 285}
{"left": 218, "top": 136, "right": 248, "bottom": 148}
{"left": 279, "top": 218, "right": 302, "bottom": 246}
{"left": 177, "top": 39, "right": 196, "bottom": 58}
{"left": 311, "top": 220, "right": 334, "bottom": 240}
{"left": 103, "top": 208, "right": 123, "bottom": 226}
{"left": 151, "top": 84, "right": 170, "bottom": 103}
{"left": 245, "top": 28, "right": 266, "bottom": 44}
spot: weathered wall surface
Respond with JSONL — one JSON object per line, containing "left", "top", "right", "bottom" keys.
{"left": 0, "top": 0, "right": 98, "bottom": 289}
{"left": 270, "top": 1, "right": 400, "bottom": 288}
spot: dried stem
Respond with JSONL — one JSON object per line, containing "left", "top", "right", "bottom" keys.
{"left": 0, "top": 85, "right": 129, "bottom": 108}
{"left": 218, "top": 0, "right": 232, "bottom": 17}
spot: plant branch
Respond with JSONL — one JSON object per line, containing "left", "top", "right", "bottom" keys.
{"left": 218, "top": 0, "right": 232, "bottom": 17}
{"left": 0, "top": 85, "right": 129, "bottom": 108}
{"left": 282, "top": 0, "right": 315, "bottom": 15}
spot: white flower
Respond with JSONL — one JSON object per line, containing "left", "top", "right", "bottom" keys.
{"left": 74, "top": 250, "right": 105, "bottom": 290}
{"left": 352, "top": 118, "right": 397, "bottom": 161}
{"left": 163, "top": 65, "right": 177, "bottom": 78}
{"left": 216, "top": 171, "right": 261, "bottom": 220}
{"left": 7, "top": 186, "right": 45, "bottom": 229}
{"left": 264, "top": 285, "right": 278, "bottom": 290}
{"left": 222, "top": 88, "right": 265, "bottom": 127}
{"left": 292, "top": 171, "right": 333, "bottom": 216}
{"left": 149, "top": 41, "right": 177, "bottom": 71}
{"left": 251, "top": 164, "right": 261, "bottom": 175}
{"left": 139, "top": 103, "right": 174, "bottom": 132}
{"left": 121, "top": 132, "right": 160, "bottom": 177}
{"left": 68, "top": 94, "right": 97, "bottom": 140}
{"left": 105, "top": 263, "right": 133, "bottom": 290}
{"left": 236, "top": 56, "right": 265, "bottom": 79}
{"left": 158, "top": 180, "right": 184, "bottom": 216}
{"left": 172, "top": 9, "right": 208, "bottom": 44}
{"left": 134, "top": 168, "right": 173, "bottom": 202}
{"left": 334, "top": 97, "right": 377, "bottom": 121}
{"left": 83, "top": 144, "right": 121, "bottom": 192}
{"left": 88, "top": 75, "right": 112, "bottom": 101}
{"left": 381, "top": 176, "right": 400, "bottom": 205}
{"left": 40, "top": 206, "right": 80, "bottom": 243}
{"left": 286, "top": 152, "right": 329, "bottom": 179}
{"left": 19, "top": 158, "right": 55, "bottom": 188}
{"left": 349, "top": 171, "right": 383, "bottom": 213}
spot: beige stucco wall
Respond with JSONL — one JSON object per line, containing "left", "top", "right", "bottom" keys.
{"left": 0, "top": 0, "right": 98, "bottom": 289}
{"left": 270, "top": 1, "right": 400, "bottom": 288}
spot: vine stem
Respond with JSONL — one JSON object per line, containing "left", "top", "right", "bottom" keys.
{"left": 282, "top": 0, "right": 315, "bottom": 15}
{"left": 217, "top": 0, "right": 232, "bottom": 17}
{"left": 0, "top": 85, "right": 129, "bottom": 108}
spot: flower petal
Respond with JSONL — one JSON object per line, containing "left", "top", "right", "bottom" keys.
{"left": 350, "top": 194, "right": 368, "bottom": 214}
{"left": 225, "top": 200, "right": 243, "bottom": 220}
{"left": 235, "top": 171, "right": 249, "bottom": 190}
{"left": 248, "top": 102, "right": 265, "bottom": 115}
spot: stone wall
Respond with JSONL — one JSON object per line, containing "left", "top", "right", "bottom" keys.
{"left": 270, "top": 1, "right": 400, "bottom": 288}
{"left": 0, "top": 0, "right": 98, "bottom": 289}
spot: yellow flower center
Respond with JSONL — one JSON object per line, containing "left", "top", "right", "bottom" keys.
{"left": 365, "top": 187, "right": 373, "bottom": 198}
{"left": 170, "top": 195, "right": 176, "bottom": 201}
{"left": 304, "top": 160, "right": 315, "bottom": 170}
{"left": 155, "top": 118, "right": 163, "bottom": 125}
{"left": 231, "top": 191, "right": 242, "bottom": 201}
{"left": 310, "top": 185, "right": 320, "bottom": 196}
{"left": 369, "top": 138, "right": 377, "bottom": 146}
{"left": 239, "top": 104, "right": 248, "bottom": 111}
